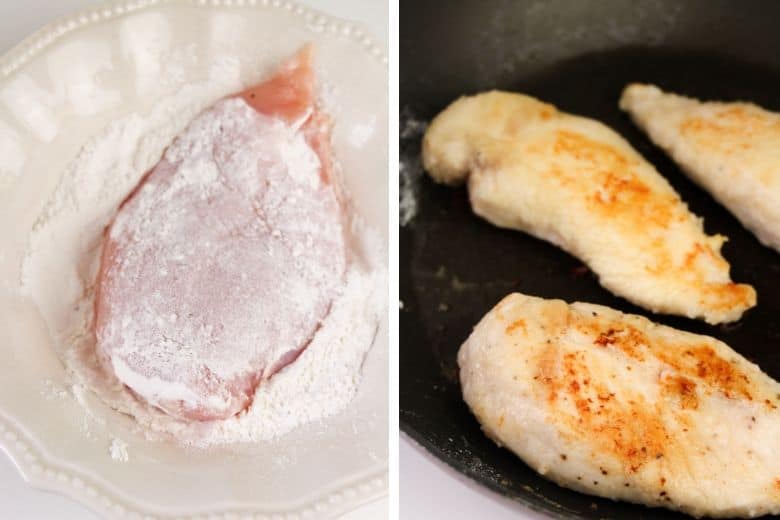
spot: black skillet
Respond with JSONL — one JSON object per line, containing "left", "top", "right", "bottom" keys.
{"left": 400, "top": 1, "right": 780, "bottom": 518}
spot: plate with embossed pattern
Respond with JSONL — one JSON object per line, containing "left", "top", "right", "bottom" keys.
{"left": 0, "top": 1, "right": 387, "bottom": 517}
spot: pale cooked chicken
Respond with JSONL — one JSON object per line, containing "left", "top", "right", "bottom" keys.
{"left": 422, "top": 91, "right": 755, "bottom": 324}
{"left": 620, "top": 83, "right": 780, "bottom": 253}
{"left": 459, "top": 292, "right": 780, "bottom": 518}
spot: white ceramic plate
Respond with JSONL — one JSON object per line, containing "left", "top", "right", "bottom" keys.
{"left": 0, "top": 1, "right": 388, "bottom": 518}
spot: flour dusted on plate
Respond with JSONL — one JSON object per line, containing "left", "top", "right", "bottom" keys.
{"left": 20, "top": 62, "right": 384, "bottom": 447}
{"left": 109, "top": 437, "right": 129, "bottom": 462}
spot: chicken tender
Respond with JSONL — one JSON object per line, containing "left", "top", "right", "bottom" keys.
{"left": 620, "top": 83, "right": 780, "bottom": 253}
{"left": 459, "top": 292, "right": 780, "bottom": 518}
{"left": 423, "top": 91, "right": 755, "bottom": 324}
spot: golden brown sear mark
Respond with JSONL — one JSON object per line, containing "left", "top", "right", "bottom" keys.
{"left": 531, "top": 308, "right": 770, "bottom": 474}
{"left": 594, "top": 329, "right": 617, "bottom": 347}
{"left": 659, "top": 345, "right": 753, "bottom": 401}
{"left": 534, "top": 342, "right": 669, "bottom": 473}
{"left": 662, "top": 375, "right": 699, "bottom": 410}
{"left": 580, "top": 313, "right": 755, "bottom": 402}
{"left": 680, "top": 106, "right": 780, "bottom": 154}
{"left": 683, "top": 242, "right": 727, "bottom": 271}
{"left": 505, "top": 318, "right": 527, "bottom": 335}
{"left": 542, "top": 130, "right": 676, "bottom": 227}
{"left": 552, "top": 130, "right": 632, "bottom": 168}
{"left": 682, "top": 106, "right": 777, "bottom": 137}
{"left": 703, "top": 281, "right": 756, "bottom": 311}
{"left": 587, "top": 323, "right": 646, "bottom": 361}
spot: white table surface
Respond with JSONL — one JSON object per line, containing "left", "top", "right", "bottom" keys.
{"left": 401, "top": 434, "right": 550, "bottom": 519}
{"left": 0, "top": 1, "right": 387, "bottom": 518}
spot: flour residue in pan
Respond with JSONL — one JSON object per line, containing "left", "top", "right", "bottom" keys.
{"left": 400, "top": 106, "right": 427, "bottom": 227}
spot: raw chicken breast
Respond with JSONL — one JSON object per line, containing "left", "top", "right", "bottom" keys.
{"left": 94, "top": 46, "right": 347, "bottom": 421}
{"left": 422, "top": 91, "right": 755, "bottom": 324}
{"left": 620, "top": 83, "right": 780, "bottom": 253}
{"left": 459, "top": 292, "right": 780, "bottom": 518}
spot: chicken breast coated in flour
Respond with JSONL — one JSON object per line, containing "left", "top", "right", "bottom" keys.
{"left": 459, "top": 292, "right": 780, "bottom": 518}
{"left": 620, "top": 83, "right": 780, "bottom": 253}
{"left": 94, "top": 46, "right": 347, "bottom": 422}
{"left": 422, "top": 91, "right": 755, "bottom": 324}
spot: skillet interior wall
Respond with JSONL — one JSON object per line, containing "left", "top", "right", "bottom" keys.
{"left": 401, "top": 0, "right": 780, "bottom": 110}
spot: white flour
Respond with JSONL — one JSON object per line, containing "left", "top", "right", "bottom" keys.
{"left": 109, "top": 438, "right": 129, "bottom": 462}
{"left": 20, "top": 73, "right": 383, "bottom": 447}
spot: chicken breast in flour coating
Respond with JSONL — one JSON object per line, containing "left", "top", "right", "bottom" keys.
{"left": 94, "top": 46, "right": 347, "bottom": 422}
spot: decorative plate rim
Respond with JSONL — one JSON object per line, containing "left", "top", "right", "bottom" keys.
{"left": 0, "top": 0, "right": 387, "bottom": 518}
{"left": 0, "top": 0, "right": 387, "bottom": 80}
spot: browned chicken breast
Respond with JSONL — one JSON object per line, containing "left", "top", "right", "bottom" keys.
{"left": 460, "top": 293, "right": 780, "bottom": 518}
{"left": 423, "top": 91, "right": 755, "bottom": 324}
{"left": 621, "top": 83, "right": 780, "bottom": 253}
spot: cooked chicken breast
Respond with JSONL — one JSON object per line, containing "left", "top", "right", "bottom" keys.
{"left": 422, "top": 91, "right": 755, "bottom": 324}
{"left": 459, "top": 292, "right": 780, "bottom": 518}
{"left": 620, "top": 83, "right": 780, "bottom": 253}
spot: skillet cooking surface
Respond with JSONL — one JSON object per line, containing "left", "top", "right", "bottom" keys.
{"left": 400, "top": 1, "right": 780, "bottom": 518}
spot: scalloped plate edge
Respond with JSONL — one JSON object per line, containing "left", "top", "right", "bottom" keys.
{"left": 0, "top": 1, "right": 387, "bottom": 518}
